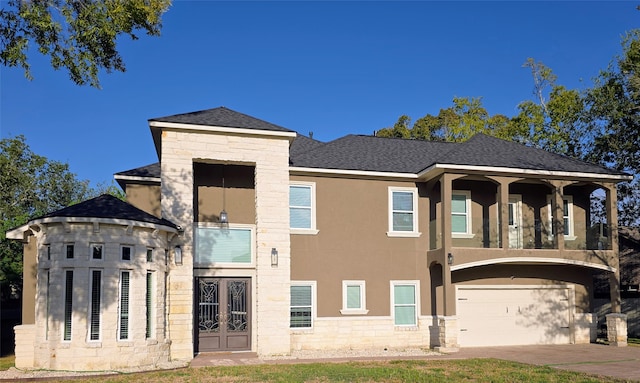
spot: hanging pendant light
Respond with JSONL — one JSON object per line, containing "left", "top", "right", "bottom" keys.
{"left": 220, "top": 169, "right": 229, "bottom": 226}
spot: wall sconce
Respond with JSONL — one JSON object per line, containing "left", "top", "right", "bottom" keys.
{"left": 271, "top": 248, "right": 278, "bottom": 267}
{"left": 174, "top": 245, "right": 183, "bottom": 265}
{"left": 219, "top": 209, "right": 228, "bottom": 225}
{"left": 447, "top": 253, "right": 454, "bottom": 266}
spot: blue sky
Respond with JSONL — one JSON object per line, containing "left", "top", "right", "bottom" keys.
{"left": 1, "top": 1, "right": 638, "bottom": 188}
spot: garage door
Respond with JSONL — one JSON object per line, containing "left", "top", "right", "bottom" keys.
{"left": 457, "top": 286, "right": 572, "bottom": 347}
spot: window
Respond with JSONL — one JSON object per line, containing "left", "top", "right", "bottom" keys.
{"left": 89, "top": 270, "right": 102, "bottom": 341}
{"left": 146, "top": 272, "right": 154, "bottom": 339}
{"left": 90, "top": 243, "right": 103, "bottom": 260}
{"left": 289, "top": 183, "right": 318, "bottom": 234}
{"left": 452, "top": 191, "right": 473, "bottom": 238}
{"left": 121, "top": 245, "right": 132, "bottom": 261}
{"left": 45, "top": 270, "right": 50, "bottom": 340}
{"left": 63, "top": 270, "right": 73, "bottom": 341}
{"left": 341, "top": 280, "right": 368, "bottom": 315}
{"left": 547, "top": 195, "right": 575, "bottom": 240}
{"left": 391, "top": 281, "right": 419, "bottom": 327}
{"left": 146, "top": 248, "right": 153, "bottom": 262}
{"left": 119, "top": 271, "right": 130, "bottom": 340}
{"left": 388, "top": 187, "right": 419, "bottom": 237}
{"left": 44, "top": 245, "right": 51, "bottom": 261}
{"left": 195, "top": 225, "right": 255, "bottom": 266}
{"left": 290, "top": 282, "right": 315, "bottom": 329}
{"left": 65, "top": 244, "right": 74, "bottom": 259}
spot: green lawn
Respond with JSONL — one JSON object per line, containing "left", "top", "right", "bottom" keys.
{"left": 71, "top": 359, "right": 623, "bottom": 383}
{"left": 0, "top": 354, "right": 14, "bottom": 371}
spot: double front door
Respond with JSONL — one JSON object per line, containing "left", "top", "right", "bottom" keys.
{"left": 195, "top": 277, "right": 251, "bottom": 353}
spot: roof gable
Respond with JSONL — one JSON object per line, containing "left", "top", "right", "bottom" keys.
{"left": 149, "top": 106, "right": 294, "bottom": 133}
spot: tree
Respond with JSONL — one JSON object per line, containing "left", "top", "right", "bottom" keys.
{"left": 0, "top": 135, "right": 95, "bottom": 300}
{"left": 511, "top": 59, "right": 588, "bottom": 159}
{"left": 0, "top": 0, "right": 171, "bottom": 88}
{"left": 376, "top": 96, "right": 519, "bottom": 142}
{"left": 585, "top": 30, "right": 640, "bottom": 226}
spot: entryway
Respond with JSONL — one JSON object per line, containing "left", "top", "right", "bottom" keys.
{"left": 195, "top": 277, "right": 251, "bottom": 353}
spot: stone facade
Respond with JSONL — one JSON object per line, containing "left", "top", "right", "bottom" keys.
{"left": 14, "top": 221, "right": 173, "bottom": 370}
{"left": 606, "top": 313, "right": 628, "bottom": 347}
{"left": 291, "top": 316, "right": 439, "bottom": 351}
{"left": 160, "top": 129, "right": 292, "bottom": 358}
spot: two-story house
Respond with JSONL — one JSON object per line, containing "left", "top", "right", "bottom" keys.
{"left": 7, "top": 107, "right": 630, "bottom": 370}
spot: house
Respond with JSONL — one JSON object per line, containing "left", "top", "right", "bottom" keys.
{"left": 594, "top": 226, "right": 640, "bottom": 338}
{"left": 6, "top": 107, "right": 631, "bottom": 370}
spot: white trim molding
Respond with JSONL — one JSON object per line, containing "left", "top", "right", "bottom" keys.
{"left": 450, "top": 257, "right": 616, "bottom": 272}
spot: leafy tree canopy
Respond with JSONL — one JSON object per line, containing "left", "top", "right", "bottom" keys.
{"left": 0, "top": 0, "right": 171, "bottom": 88}
{"left": 0, "top": 135, "right": 120, "bottom": 299}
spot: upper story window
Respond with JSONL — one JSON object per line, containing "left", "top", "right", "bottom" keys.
{"left": 90, "top": 243, "right": 104, "bottom": 260}
{"left": 547, "top": 195, "right": 575, "bottom": 240}
{"left": 121, "top": 245, "right": 132, "bottom": 261}
{"left": 65, "top": 244, "right": 74, "bottom": 259}
{"left": 388, "top": 187, "right": 420, "bottom": 237}
{"left": 290, "top": 182, "right": 318, "bottom": 234}
{"left": 452, "top": 190, "right": 473, "bottom": 238}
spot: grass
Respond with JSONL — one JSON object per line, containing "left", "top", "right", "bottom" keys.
{"left": 629, "top": 337, "right": 640, "bottom": 346}
{"left": 0, "top": 354, "right": 14, "bottom": 371}
{"left": 71, "top": 359, "right": 624, "bottom": 383}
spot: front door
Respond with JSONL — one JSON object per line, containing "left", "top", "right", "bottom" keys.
{"left": 195, "top": 277, "right": 251, "bottom": 353}
{"left": 508, "top": 195, "right": 523, "bottom": 249}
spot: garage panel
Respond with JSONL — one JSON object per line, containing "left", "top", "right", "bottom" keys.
{"left": 457, "top": 286, "right": 572, "bottom": 347}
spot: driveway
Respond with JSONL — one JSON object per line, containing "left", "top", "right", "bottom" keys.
{"left": 440, "top": 344, "right": 640, "bottom": 381}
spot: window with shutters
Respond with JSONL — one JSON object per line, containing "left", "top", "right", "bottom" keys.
{"left": 289, "top": 182, "right": 318, "bottom": 234}
{"left": 290, "top": 282, "right": 316, "bottom": 329}
{"left": 391, "top": 281, "right": 419, "bottom": 327}
{"left": 146, "top": 272, "right": 154, "bottom": 339}
{"left": 119, "top": 271, "right": 130, "bottom": 340}
{"left": 89, "top": 270, "right": 102, "bottom": 341}
{"left": 63, "top": 270, "right": 73, "bottom": 341}
{"left": 340, "top": 280, "right": 368, "bottom": 315}
{"left": 45, "top": 270, "right": 50, "bottom": 340}
{"left": 388, "top": 187, "right": 420, "bottom": 237}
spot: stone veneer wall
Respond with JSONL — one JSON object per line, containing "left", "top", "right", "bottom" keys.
{"left": 574, "top": 313, "right": 597, "bottom": 344}
{"left": 17, "top": 222, "right": 172, "bottom": 370}
{"left": 160, "top": 129, "right": 292, "bottom": 358}
{"left": 291, "top": 316, "right": 440, "bottom": 351}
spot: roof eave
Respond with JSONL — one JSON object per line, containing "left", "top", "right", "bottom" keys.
{"left": 149, "top": 121, "right": 298, "bottom": 139}
{"left": 418, "top": 163, "right": 633, "bottom": 182}
{"left": 289, "top": 166, "right": 417, "bottom": 180}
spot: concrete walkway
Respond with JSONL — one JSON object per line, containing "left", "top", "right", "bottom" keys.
{"left": 192, "top": 344, "right": 640, "bottom": 382}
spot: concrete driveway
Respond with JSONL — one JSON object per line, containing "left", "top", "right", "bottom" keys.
{"left": 438, "top": 344, "right": 640, "bottom": 381}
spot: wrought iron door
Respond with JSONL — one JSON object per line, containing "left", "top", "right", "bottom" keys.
{"left": 196, "top": 278, "right": 251, "bottom": 352}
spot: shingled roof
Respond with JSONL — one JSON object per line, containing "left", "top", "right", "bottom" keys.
{"left": 37, "top": 194, "right": 177, "bottom": 229}
{"left": 290, "top": 133, "right": 629, "bottom": 177}
{"left": 149, "top": 106, "right": 295, "bottom": 133}
{"left": 118, "top": 132, "right": 628, "bottom": 180}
